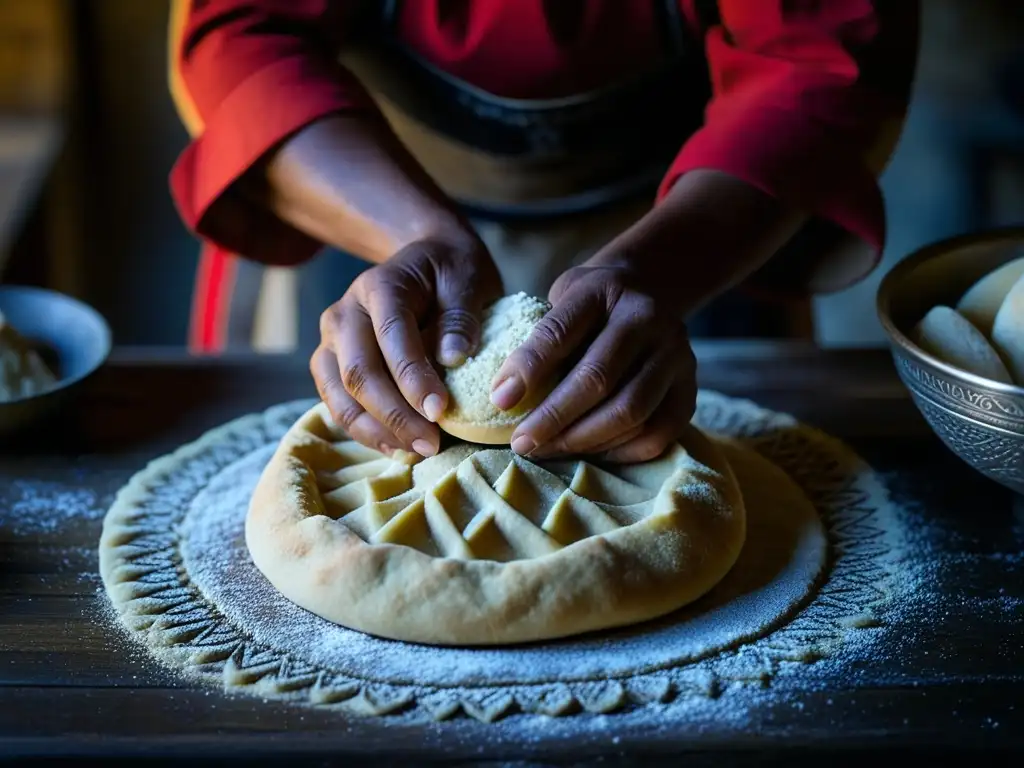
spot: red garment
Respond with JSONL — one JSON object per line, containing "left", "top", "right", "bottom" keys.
{"left": 168, "top": 0, "right": 918, "bottom": 351}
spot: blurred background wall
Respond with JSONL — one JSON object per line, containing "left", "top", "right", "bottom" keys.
{"left": 1, "top": 0, "right": 1023, "bottom": 348}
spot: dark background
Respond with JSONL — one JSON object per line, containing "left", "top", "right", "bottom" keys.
{"left": 2, "top": 0, "right": 1024, "bottom": 347}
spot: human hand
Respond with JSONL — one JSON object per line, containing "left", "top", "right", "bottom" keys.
{"left": 311, "top": 236, "right": 502, "bottom": 457}
{"left": 490, "top": 264, "right": 697, "bottom": 463}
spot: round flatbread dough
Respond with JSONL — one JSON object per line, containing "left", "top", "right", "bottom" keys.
{"left": 990, "top": 272, "right": 1024, "bottom": 385}
{"left": 436, "top": 292, "right": 553, "bottom": 444}
{"left": 956, "top": 255, "right": 1024, "bottom": 337}
{"left": 911, "top": 305, "right": 1012, "bottom": 385}
{"left": 246, "top": 401, "right": 747, "bottom": 646}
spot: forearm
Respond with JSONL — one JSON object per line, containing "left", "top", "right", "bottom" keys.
{"left": 587, "top": 170, "right": 806, "bottom": 316}
{"left": 249, "top": 115, "right": 477, "bottom": 264}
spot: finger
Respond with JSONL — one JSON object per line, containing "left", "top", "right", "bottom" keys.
{"left": 577, "top": 423, "right": 645, "bottom": 457}
{"left": 510, "top": 311, "right": 648, "bottom": 454}
{"left": 311, "top": 345, "right": 403, "bottom": 453}
{"left": 491, "top": 284, "right": 605, "bottom": 411}
{"left": 327, "top": 304, "right": 440, "bottom": 457}
{"left": 434, "top": 260, "right": 497, "bottom": 367}
{"left": 528, "top": 333, "right": 681, "bottom": 458}
{"left": 599, "top": 380, "right": 697, "bottom": 464}
{"left": 364, "top": 291, "right": 450, "bottom": 426}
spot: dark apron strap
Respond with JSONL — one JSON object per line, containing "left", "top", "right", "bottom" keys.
{"left": 342, "top": 0, "right": 711, "bottom": 221}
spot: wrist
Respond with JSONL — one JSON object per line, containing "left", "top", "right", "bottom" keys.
{"left": 262, "top": 114, "right": 471, "bottom": 264}
{"left": 586, "top": 170, "right": 805, "bottom": 315}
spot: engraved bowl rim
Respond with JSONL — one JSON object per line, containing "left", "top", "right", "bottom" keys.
{"left": 876, "top": 226, "right": 1024, "bottom": 405}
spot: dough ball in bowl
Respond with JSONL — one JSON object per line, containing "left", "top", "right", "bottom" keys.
{"left": 0, "top": 309, "right": 58, "bottom": 401}
{"left": 956, "top": 255, "right": 1024, "bottom": 337}
{"left": 437, "top": 292, "right": 554, "bottom": 444}
{"left": 911, "top": 305, "right": 1012, "bottom": 384}
{"left": 991, "top": 272, "right": 1024, "bottom": 385}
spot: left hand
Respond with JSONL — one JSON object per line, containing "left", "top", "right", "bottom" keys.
{"left": 490, "top": 264, "right": 697, "bottom": 463}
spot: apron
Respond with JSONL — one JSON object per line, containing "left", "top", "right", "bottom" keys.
{"left": 188, "top": 0, "right": 809, "bottom": 353}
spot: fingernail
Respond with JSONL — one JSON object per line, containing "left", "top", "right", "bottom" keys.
{"left": 511, "top": 435, "right": 535, "bottom": 455}
{"left": 527, "top": 441, "right": 559, "bottom": 459}
{"left": 422, "top": 393, "right": 444, "bottom": 422}
{"left": 439, "top": 334, "right": 469, "bottom": 367}
{"left": 412, "top": 439, "right": 436, "bottom": 457}
{"left": 491, "top": 376, "right": 525, "bottom": 410}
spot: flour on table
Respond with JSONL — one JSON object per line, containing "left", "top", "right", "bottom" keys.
{"left": 2, "top": 479, "right": 103, "bottom": 536}
{"left": 97, "top": 392, "right": 905, "bottom": 727}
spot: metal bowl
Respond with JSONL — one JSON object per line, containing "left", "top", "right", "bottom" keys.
{"left": 0, "top": 285, "right": 112, "bottom": 440}
{"left": 877, "top": 226, "right": 1024, "bottom": 495}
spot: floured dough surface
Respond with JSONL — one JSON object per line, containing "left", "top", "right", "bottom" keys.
{"left": 182, "top": 434, "right": 823, "bottom": 686}
{"left": 245, "top": 401, "right": 746, "bottom": 646}
{"left": 437, "top": 292, "right": 552, "bottom": 444}
{"left": 0, "top": 309, "right": 57, "bottom": 401}
{"left": 98, "top": 393, "right": 898, "bottom": 724}
{"left": 911, "top": 305, "right": 1012, "bottom": 384}
{"left": 956, "top": 255, "right": 1024, "bottom": 337}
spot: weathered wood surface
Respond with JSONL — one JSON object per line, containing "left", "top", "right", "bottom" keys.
{"left": 1, "top": 342, "right": 1021, "bottom": 765}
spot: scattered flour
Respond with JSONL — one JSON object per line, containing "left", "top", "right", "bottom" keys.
{"left": 2, "top": 478, "right": 105, "bottom": 536}
{"left": 178, "top": 438, "right": 826, "bottom": 687}
{"left": 97, "top": 392, "right": 919, "bottom": 738}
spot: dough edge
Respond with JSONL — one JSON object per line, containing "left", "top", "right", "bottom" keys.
{"left": 245, "top": 402, "right": 747, "bottom": 647}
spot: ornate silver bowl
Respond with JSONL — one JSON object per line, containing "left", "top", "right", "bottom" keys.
{"left": 877, "top": 227, "right": 1024, "bottom": 495}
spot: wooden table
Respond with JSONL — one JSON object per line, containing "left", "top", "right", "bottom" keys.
{"left": 1, "top": 342, "right": 1022, "bottom": 765}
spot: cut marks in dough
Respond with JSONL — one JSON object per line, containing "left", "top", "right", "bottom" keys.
{"left": 0, "top": 309, "right": 57, "bottom": 402}
{"left": 956, "top": 255, "right": 1024, "bottom": 337}
{"left": 990, "top": 271, "right": 1024, "bottom": 385}
{"left": 911, "top": 305, "right": 1013, "bottom": 385}
{"left": 246, "top": 401, "right": 747, "bottom": 646}
{"left": 437, "top": 292, "right": 553, "bottom": 444}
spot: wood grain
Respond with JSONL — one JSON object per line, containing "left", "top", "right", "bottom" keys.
{"left": 1, "top": 342, "right": 1022, "bottom": 763}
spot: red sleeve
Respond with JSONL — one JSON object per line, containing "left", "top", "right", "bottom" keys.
{"left": 659, "top": 0, "right": 919, "bottom": 290}
{"left": 168, "top": 0, "right": 376, "bottom": 266}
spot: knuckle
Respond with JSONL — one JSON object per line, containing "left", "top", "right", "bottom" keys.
{"left": 572, "top": 361, "right": 612, "bottom": 398}
{"left": 379, "top": 406, "right": 412, "bottom": 437}
{"left": 351, "top": 269, "right": 377, "bottom": 292}
{"left": 536, "top": 401, "right": 570, "bottom": 434}
{"left": 340, "top": 359, "right": 371, "bottom": 397}
{"left": 628, "top": 294, "right": 660, "bottom": 326}
{"left": 610, "top": 395, "right": 648, "bottom": 427}
{"left": 319, "top": 305, "right": 342, "bottom": 337}
{"left": 534, "top": 314, "right": 571, "bottom": 350}
{"left": 438, "top": 306, "right": 478, "bottom": 337}
{"left": 508, "top": 345, "right": 545, "bottom": 381}
{"left": 309, "top": 344, "right": 330, "bottom": 377}
{"left": 393, "top": 356, "right": 431, "bottom": 390}
{"left": 333, "top": 401, "right": 366, "bottom": 432}
{"left": 376, "top": 311, "right": 407, "bottom": 340}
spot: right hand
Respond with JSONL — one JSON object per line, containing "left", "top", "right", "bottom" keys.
{"left": 311, "top": 236, "right": 502, "bottom": 458}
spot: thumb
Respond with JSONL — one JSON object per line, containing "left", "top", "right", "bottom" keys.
{"left": 434, "top": 263, "right": 496, "bottom": 368}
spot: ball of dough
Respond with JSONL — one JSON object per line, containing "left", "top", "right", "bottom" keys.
{"left": 955, "top": 255, "right": 1024, "bottom": 337}
{"left": 437, "top": 292, "right": 554, "bottom": 444}
{"left": 0, "top": 310, "right": 58, "bottom": 402}
{"left": 990, "top": 272, "right": 1024, "bottom": 385}
{"left": 911, "top": 305, "right": 1012, "bottom": 385}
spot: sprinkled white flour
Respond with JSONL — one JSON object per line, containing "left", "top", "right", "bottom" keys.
{"left": 98, "top": 392, "right": 911, "bottom": 732}
{"left": 179, "top": 437, "right": 826, "bottom": 689}
{"left": 2, "top": 478, "right": 104, "bottom": 536}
